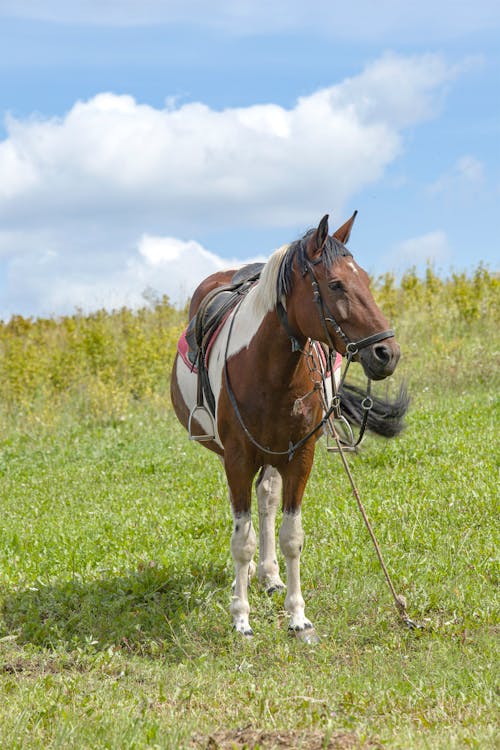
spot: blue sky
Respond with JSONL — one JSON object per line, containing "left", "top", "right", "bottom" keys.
{"left": 0, "top": 1, "right": 499, "bottom": 318}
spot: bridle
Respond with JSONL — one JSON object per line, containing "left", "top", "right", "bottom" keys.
{"left": 223, "top": 255, "right": 396, "bottom": 459}
{"left": 303, "top": 258, "right": 395, "bottom": 359}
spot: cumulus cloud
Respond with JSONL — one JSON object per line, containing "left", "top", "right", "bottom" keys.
{"left": 0, "top": 231, "right": 266, "bottom": 317}
{"left": 0, "top": 53, "right": 458, "bottom": 318}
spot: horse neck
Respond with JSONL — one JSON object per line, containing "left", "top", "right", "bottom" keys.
{"left": 251, "top": 308, "right": 306, "bottom": 384}
{"left": 224, "top": 286, "right": 307, "bottom": 386}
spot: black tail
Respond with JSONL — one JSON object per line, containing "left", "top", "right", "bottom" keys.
{"left": 339, "top": 382, "right": 410, "bottom": 438}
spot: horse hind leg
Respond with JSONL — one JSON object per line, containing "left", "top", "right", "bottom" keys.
{"left": 256, "top": 466, "right": 285, "bottom": 594}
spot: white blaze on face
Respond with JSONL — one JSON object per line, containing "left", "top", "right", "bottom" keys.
{"left": 347, "top": 260, "right": 359, "bottom": 275}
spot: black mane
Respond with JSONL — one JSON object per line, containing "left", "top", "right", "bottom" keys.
{"left": 276, "top": 229, "right": 352, "bottom": 298}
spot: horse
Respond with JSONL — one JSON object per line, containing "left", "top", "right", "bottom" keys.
{"left": 170, "top": 213, "right": 408, "bottom": 642}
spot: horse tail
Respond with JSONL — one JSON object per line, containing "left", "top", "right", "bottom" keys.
{"left": 339, "top": 382, "right": 410, "bottom": 438}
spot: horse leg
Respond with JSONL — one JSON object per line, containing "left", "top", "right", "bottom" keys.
{"left": 279, "top": 465, "right": 319, "bottom": 643}
{"left": 219, "top": 456, "right": 256, "bottom": 586}
{"left": 256, "top": 466, "right": 285, "bottom": 594}
{"left": 225, "top": 462, "right": 256, "bottom": 636}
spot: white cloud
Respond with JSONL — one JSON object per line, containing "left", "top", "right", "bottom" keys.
{"left": 0, "top": 87, "right": 401, "bottom": 228}
{"left": 132, "top": 234, "right": 265, "bottom": 307}
{"left": 0, "top": 53, "right": 458, "bottom": 318}
{"left": 385, "top": 230, "right": 451, "bottom": 272}
{"left": 0, "top": 232, "right": 264, "bottom": 318}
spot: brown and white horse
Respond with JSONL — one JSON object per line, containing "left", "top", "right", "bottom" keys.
{"left": 171, "top": 213, "right": 406, "bottom": 642}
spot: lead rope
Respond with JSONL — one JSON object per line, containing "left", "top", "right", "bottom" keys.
{"left": 324, "top": 404, "right": 422, "bottom": 630}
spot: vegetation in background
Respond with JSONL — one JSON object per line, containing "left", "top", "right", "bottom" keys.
{"left": 0, "top": 265, "right": 497, "bottom": 429}
{"left": 0, "top": 296, "right": 185, "bottom": 427}
{"left": 0, "top": 266, "right": 498, "bottom": 749}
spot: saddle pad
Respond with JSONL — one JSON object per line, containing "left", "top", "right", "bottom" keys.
{"left": 315, "top": 344, "right": 343, "bottom": 376}
{"left": 177, "top": 312, "right": 232, "bottom": 373}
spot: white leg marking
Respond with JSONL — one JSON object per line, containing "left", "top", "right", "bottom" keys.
{"left": 223, "top": 464, "right": 256, "bottom": 589}
{"left": 230, "top": 512, "right": 257, "bottom": 636}
{"left": 257, "top": 467, "right": 285, "bottom": 592}
{"left": 279, "top": 511, "right": 313, "bottom": 631}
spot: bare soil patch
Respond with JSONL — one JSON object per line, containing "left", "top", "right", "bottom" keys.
{"left": 191, "top": 727, "right": 382, "bottom": 749}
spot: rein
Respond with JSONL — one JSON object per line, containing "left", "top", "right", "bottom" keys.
{"left": 223, "top": 302, "right": 337, "bottom": 461}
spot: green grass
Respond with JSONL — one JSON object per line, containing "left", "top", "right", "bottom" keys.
{"left": 0, "top": 389, "right": 498, "bottom": 749}
{"left": 0, "top": 268, "right": 499, "bottom": 748}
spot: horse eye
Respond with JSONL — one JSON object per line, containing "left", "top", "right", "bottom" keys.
{"left": 328, "top": 280, "right": 344, "bottom": 292}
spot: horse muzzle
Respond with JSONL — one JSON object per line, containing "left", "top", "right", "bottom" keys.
{"left": 359, "top": 340, "right": 401, "bottom": 380}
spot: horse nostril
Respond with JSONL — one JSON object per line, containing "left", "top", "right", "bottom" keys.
{"left": 374, "top": 344, "right": 391, "bottom": 365}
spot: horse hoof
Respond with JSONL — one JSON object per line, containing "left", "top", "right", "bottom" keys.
{"left": 289, "top": 625, "right": 320, "bottom": 645}
{"left": 266, "top": 583, "right": 286, "bottom": 596}
{"left": 233, "top": 625, "right": 254, "bottom": 638}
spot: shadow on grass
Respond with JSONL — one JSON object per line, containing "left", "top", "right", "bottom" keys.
{"left": 1, "top": 562, "right": 231, "bottom": 660}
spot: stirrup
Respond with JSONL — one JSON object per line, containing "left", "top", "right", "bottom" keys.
{"left": 188, "top": 405, "right": 216, "bottom": 442}
{"left": 326, "top": 416, "right": 358, "bottom": 453}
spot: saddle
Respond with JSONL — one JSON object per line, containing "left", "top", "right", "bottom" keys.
{"left": 186, "top": 262, "right": 264, "bottom": 422}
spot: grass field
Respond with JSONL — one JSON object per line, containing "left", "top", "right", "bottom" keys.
{"left": 0, "top": 268, "right": 498, "bottom": 749}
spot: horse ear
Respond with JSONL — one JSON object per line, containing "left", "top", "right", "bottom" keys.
{"left": 308, "top": 214, "right": 329, "bottom": 261}
{"left": 316, "top": 214, "right": 329, "bottom": 249}
{"left": 333, "top": 210, "right": 358, "bottom": 244}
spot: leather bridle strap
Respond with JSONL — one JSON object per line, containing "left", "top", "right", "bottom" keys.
{"left": 276, "top": 300, "right": 303, "bottom": 353}
{"left": 305, "top": 262, "right": 394, "bottom": 355}
{"left": 345, "top": 329, "right": 396, "bottom": 356}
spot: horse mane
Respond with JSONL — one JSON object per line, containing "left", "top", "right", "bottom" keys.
{"left": 251, "top": 230, "right": 352, "bottom": 316}
{"left": 251, "top": 243, "right": 290, "bottom": 317}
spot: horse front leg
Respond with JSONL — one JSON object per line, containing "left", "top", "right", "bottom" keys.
{"left": 256, "top": 466, "right": 285, "bottom": 594}
{"left": 279, "top": 456, "right": 319, "bottom": 643}
{"left": 225, "top": 459, "right": 256, "bottom": 636}
{"left": 230, "top": 511, "right": 256, "bottom": 636}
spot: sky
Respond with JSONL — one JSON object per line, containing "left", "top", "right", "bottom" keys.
{"left": 0, "top": 1, "right": 499, "bottom": 319}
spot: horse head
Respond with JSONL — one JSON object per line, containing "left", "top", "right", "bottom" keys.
{"left": 285, "top": 214, "right": 400, "bottom": 381}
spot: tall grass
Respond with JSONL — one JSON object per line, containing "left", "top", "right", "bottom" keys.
{"left": 0, "top": 296, "right": 185, "bottom": 427}
{"left": 372, "top": 265, "right": 498, "bottom": 392}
